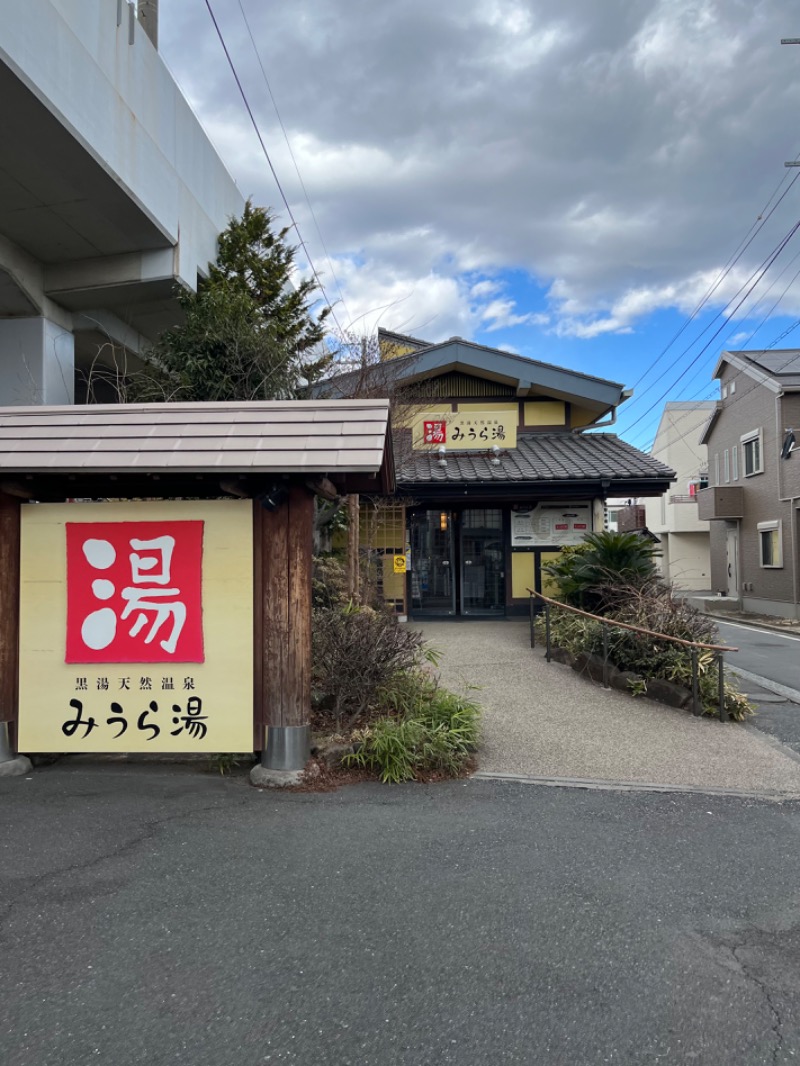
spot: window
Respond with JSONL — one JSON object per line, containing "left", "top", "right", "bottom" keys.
{"left": 741, "top": 429, "right": 763, "bottom": 477}
{"left": 731, "top": 446, "right": 738, "bottom": 481}
{"left": 730, "top": 379, "right": 736, "bottom": 395}
{"left": 724, "top": 449, "right": 730, "bottom": 483}
{"left": 758, "top": 521, "right": 783, "bottom": 568}
{"left": 714, "top": 453, "right": 720, "bottom": 485}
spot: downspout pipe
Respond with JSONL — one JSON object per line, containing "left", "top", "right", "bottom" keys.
{"left": 575, "top": 406, "right": 617, "bottom": 432}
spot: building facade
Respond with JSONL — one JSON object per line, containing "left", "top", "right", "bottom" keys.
{"left": 0, "top": 0, "right": 244, "bottom": 407}
{"left": 315, "top": 331, "right": 675, "bottom": 619}
{"left": 643, "top": 402, "right": 714, "bottom": 591}
{"left": 698, "top": 350, "right": 800, "bottom": 619}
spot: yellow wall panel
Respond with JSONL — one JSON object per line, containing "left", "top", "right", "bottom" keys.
{"left": 511, "top": 553, "right": 535, "bottom": 599}
{"left": 381, "top": 557, "right": 406, "bottom": 599}
{"left": 571, "top": 406, "right": 598, "bottom": 428}
{"left": 540, "top": 552, "right": 563, "bottom": 597}
{"left": 18, "top": 500, "right": 253, "bottom": 753}
{"left": 524, "top": 401, "right": 565, "bottom": 426}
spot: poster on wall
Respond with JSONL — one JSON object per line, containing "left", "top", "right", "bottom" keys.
{"left": 510, "top": 502, "right": 593, "bottom": 547}
{"left": 18, "top": 500, "right": 253, "bottom": 753}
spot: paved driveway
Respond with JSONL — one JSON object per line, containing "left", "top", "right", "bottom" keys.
{"left": 419, "top": 619, "right": 800, "bottom": 796}
{"left": 3, "top": 765, "right": 800, "bottom": 1065}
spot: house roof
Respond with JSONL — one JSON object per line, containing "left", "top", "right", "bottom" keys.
{"left": 378, "top": 327, "right": 431, "bottom": 353}
{"left": 0, "top": 400, "right": 394, "bottom": 495}
{"left": 397, "top": 433, "right": 675, "bottom": 495}
{"left": 713, "top": 349, "right": 800, "bottom": 391}
{"left": 698, "top": 403, "right": 721, "bottom": 446}
{"left": 312, "top": 336, "right": 629, "bottom": 411}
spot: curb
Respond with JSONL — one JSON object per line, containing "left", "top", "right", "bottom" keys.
{"left": 472, "top": 770, "right": 800, "bottom": 802}
{"left": 728, "top": 666, "right": 800, "bottom": 706}
{"left": 704, "top": 613, "right": 800, "bottom": 639}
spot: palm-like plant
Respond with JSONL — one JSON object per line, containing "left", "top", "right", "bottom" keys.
{"left": 543, "top": 531, "right": 660, "bottom": 613}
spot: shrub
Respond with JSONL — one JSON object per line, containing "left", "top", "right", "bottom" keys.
{"left": 537, "top": 588, "right": 753, "bottom": 721}
{"left": 312, "top": 554, "right": 349, "bottom": 610}
{"left": 312, "top": 601, "right": 431, "bottom": 727}
{"left": 542, "top": 531, "right": 660, "bottom": 613}
{"left": 345, "top": 687, "right": 481, "bottom": 783}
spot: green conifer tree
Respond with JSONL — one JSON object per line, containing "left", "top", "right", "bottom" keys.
{"left": 133, "top": 201, "right": 331, "bottom": 402}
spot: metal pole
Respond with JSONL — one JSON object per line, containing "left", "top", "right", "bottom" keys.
{"left": 545, "top": 601, "right": 551, "bottom": 663}
{"left": 691, "top": 648, "right": 701, "bottom": 716}
{"left": 530, "top": 594, "right": 535, "bottom": 649}
{"left": 717, "top": 651, "right": 728, "bottom": 722}
{"left": 602, "top": 623, "right": 610, "bottom": 689}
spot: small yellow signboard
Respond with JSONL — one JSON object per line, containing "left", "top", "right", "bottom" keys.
{"left": 393, "top": 555, "right": 407, "bottom": 574}
{"left": 18, "top": 499, "right": 253, "bottom": 753}
{"left": 413, "top": 409, "right": 517, "bottom": 451}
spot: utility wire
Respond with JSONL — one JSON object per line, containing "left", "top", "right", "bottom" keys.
{"left": 234, "top": 0, "right": 354, "bottom": 331}
{"left": 618, "top": 217, "right": 800, "bottom": 440}
{"left": 618, "top": 210, "right": 800, "bottom": 432}
{"left": 202, "top": 0, "right": 346, "bottom": 338}
{"left": 655, "top": 245, "right": 800, "bottom": 411}
{"left": 627, "top": 169, "right": 800, "bottom": 394}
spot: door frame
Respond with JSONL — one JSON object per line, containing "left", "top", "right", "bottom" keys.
{"left": 407, "top": 505, "right": 508, "bottom": 618}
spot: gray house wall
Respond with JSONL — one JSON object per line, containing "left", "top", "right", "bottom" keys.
{"left": 706, "top": 363, "right": 800, "bottom": 617}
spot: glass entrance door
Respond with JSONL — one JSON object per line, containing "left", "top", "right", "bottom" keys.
{"left": 460, "top": 509, "right": 505, "bottom": 615}
{"left": 409, "top": 511, "right": 456, "bottom": 615}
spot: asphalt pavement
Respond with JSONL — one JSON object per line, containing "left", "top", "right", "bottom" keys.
{"left": 3, "top": 764, "right": 800, "bottom": 1066}
{"left": 716, "top": 620, "right": 800, "bottom": 699}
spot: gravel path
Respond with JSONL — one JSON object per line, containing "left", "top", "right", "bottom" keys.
{"left": 416, "top": 619, "right": 800, "bottom": 796}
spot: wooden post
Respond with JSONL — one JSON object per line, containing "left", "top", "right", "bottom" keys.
{"left": 0, "top": 492, "right": 21, "bottom": 760}
{"left": 253, "top": 485, "right": 313, "bottom": 775}
{"left": 347, "top": 493, "right": 360, "bottom": 602}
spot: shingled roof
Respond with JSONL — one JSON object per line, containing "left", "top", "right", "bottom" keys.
{"left": 398, "top": 433, "right": 674, "bottom": 493}
{"left": 0, "top": 400, "right": 394, "bottom": 498}
{"left": 715, "top": 349, "right": 800, "bottom": 390}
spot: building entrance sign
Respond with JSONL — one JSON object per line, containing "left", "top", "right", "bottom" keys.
{"left": 413, "top": 409, "right": 518, "bottom": 451}
{"left": 18, "top": 500, "right": 253, "bottom": 754}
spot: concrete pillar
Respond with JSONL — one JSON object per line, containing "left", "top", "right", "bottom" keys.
{"left": 0, "top": 317, "right": 74, "bottom": 406}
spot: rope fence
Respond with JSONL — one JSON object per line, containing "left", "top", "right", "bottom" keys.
{"left": 527, "top": 589, "right": 739, "bottom": 722}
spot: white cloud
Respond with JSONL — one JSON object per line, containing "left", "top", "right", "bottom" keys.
{"left": 161, "top": 0, "right": 800, "bottom": 343}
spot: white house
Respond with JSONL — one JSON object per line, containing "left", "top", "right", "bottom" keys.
{"left": 0, "top": 0, "right": 245, "bottom": 406}
{"left": 643, "top": 401, "right": 714, "bottom": 590}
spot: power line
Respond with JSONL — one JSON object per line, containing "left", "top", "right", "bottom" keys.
{"left": 233, "top": 0, "right": 354, "bottom": 331}
{"left": 617, "top": 217, "right": 800, "bottom": 440}
{"left": 618, "top": 209, "right": 800, "bottom": 430}
{"left": 627, "top": 169, "right": 800, "bottom": 394}
{"left": 202, "top": 0, "right": 346, "bottom": 338}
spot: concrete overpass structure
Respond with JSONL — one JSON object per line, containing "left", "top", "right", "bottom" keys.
{"left": 0, "top": 0, "right": 245, "bottom": 405}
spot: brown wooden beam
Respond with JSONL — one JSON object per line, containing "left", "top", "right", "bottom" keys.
{"left": 253, "top": 486, "right": 314, "bottom": 770}
{"left": 286, "top": 486, "right": 313, "bottom": 728}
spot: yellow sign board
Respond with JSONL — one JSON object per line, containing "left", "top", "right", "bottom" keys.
{"left": 393, "top": 555, "right": 407, "bottom": 574}
{"left": 18, "top": 500, "right": 253, "bottom": 753}
{"left": 413, "top": 409, "right": 517, "bottom": 451}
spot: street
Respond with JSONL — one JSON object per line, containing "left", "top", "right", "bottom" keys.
{"left": 713, "top": 620, "right": 800, "bottom": 756}
{"left": 3, "top": 764, "right": 800, "bottom": 1066}
{"left": 717, "top": 621, "right": 800, "bottom": 698}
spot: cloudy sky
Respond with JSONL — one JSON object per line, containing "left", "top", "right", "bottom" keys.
{"left": 161, "top": 0, "right": 800, "bottom": 447}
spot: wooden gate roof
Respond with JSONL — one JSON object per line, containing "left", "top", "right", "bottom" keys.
{"left": 0, "top": 400, "right": 393, "bottom": 498}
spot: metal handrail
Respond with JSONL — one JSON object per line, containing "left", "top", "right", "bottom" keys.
{"left": 527, "top": 589, "right": 739, "bottom": 721}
